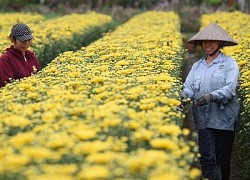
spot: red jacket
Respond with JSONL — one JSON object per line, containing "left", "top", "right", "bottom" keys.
{"left": 0, "top": 45, "right": 40, "bottom": 88}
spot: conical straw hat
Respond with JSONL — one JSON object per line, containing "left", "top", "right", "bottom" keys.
{"left": 188, "top": 22, "right": 238, "bottom": 46}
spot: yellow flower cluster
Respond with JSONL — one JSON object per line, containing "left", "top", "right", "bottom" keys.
{"left": 0, "top": 12, "right": 44, "bottom": 28}
{"left": 0, "top": 11, "right": 200, "bottom": 179}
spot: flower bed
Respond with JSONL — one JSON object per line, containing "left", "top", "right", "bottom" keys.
{"left": 0, "top": 11, "right": 200, "bottom": 179}
{"left": 0, "top": 12, "right": 44, "bottom": 28}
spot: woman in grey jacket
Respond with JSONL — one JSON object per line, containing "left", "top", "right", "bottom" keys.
{"left": 181, "top": 22, "right": 240, "bottom": 180}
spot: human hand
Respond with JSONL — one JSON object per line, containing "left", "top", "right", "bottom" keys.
{"left": 195, "top": 94, "right": 213, "bottom": 106}
{"left": 177, "top": 94, "right": 191, "bottom": 111}
{"left": 177, "top": 104, "right": 185, "bottom": 111}
{"left": 180, "top": 93, "right": 189, "bottom": 104}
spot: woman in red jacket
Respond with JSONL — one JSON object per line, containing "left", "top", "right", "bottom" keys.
{"left": 0, "top": 23, "right": 40, "bottom": 88}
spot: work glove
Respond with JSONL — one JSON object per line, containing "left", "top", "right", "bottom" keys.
{"left": 195, "top": 94, "right": 213, "bottom": 106}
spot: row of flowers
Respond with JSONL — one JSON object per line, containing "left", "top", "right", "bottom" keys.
{"left": 0, "top": 12, "right": 44, "bottom": 29}
{"left": 201, "top": 11, "right": 250, "bottom": 178}
{"left": 0, "top": 11, "right": 200, "bottom": 179}
{"left": 0, "top": 12, "right": 113, "bottom": 68}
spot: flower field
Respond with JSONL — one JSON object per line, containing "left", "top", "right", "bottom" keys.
{"left": 0, "top": 12, "right": 45, "bottom": 28}
{"left": 0, "top": 12, "right": 112, "bottom": 68}
{"left": 0, "top": 11, "right": 200, "bottom": 180}
{"left": 201, "top": 11, "right": 250, "bottom": 179}
{"left": 1, "top": 9, "right": 250, "bottom": 180}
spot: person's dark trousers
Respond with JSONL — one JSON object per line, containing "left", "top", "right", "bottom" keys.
{"left": 198, "top": 128, "right": 235, "bottom": 180}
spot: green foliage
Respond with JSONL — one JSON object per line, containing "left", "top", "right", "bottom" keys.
{"left": 207, "top": 0, "right": 222, "bottom": 6}
{"left": 0, "top": 0, "right": 37, "bottom": 8}
{"left": 0, "top": 0, "right": 9, "bottom": 10}
{"left": 187, "top": 0, "right": 204, "bottom": 6}
{"left": 102, "top": 0, "right": 156, "bottom": 8}
{"left": 236, "top": 95, "right": 250, "bottom": 179}
{"left": 205, "top": 0, "right": 222, "bottom": 6}
{"left": 0, "top": 0, "right": 160, "bottom": 10}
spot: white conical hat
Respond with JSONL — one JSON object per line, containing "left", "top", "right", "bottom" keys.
{"left": 188, "top": 22, "right": 238, "bottom": 46}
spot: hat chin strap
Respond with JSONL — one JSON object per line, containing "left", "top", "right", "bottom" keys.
{"left": 207, "top": 44, "right": 221, "bottom": 56}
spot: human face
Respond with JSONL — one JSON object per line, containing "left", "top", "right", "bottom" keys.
{"left": 201, "top": 40, "right": 221, "bottom": 55}
{"left": 14, "top": 39, "right": 32, "bottom": 53}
